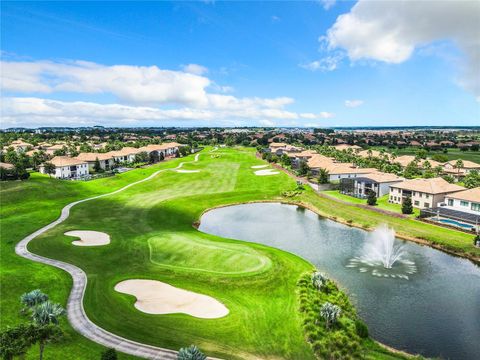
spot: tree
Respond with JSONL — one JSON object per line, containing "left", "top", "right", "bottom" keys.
{"left": 177, "top": 345, "right": 206, "bottom": 360}
{"left": 297, "top": 161, "right": 310, "bottom": 177}
{"left": 318, "top": 168, "right": 329, "bottom": 184}
{"left": 402, "top": 196, "right": 413, "bottom": 215}
{"left": 31, "top": 301, "right": 65, "bottom": 360}
{"left": 367, "top": 190, "right": 377, "bottom": 206}
{"left": 455, "top": 159, "right": 464, "bottom": 174}
{"left": 463, "top": 170, "right": 480, "bottom": 189}
{"left": 159, "top": 151, "right": 165, "bottom": 161}
{"left": 442, "top": 175, "right": 455, "bottom": 184}
{"left": 93, "top": 157, "right": 102, "bottom": 173}
{"left": 320, "top": 302, "right": 341, "bottom": 329}
{"left": 20, "top": 289, "right": 48, "bottom": 312}
{"left": 0, "top": 324, "right": 36, "bottom": 360}
{"left": 43, "top": 163, "right": 56, "bottom": 177}
{"left": 311, "top": 272, "right": 327, "bottom": 291}
{"left": 149, "top": 151, "right": 160, "bottom": 164}
{"left": 101, "top": 348, "right": 118, "bottom": 360}
{"left": 280, "top": 153, "right": 291, "bottom": 166}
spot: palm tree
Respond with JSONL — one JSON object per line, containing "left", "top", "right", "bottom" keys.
{"left": 320, "top": 302, "right": 341, "bottom": 329}
{"left": 455, "top": 159, "right": 464, "bottom": 174}
{"left": 311, "top": 272, "right": 328, "bottom": 290}
{"left": 20, "top": 290, "right": 48, "bottom": 312}
{"left": 31, "top": 301, "right": 65, "bottom": 326}
{"left": 177, "top": 345, "right": 206, "bottom": 360}
{"left": 31, "top": 301, "right": 65, "bottom": 360}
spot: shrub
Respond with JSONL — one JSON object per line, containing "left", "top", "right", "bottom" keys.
{"left": 366, "top": 190, "right": 377, "bottom": 206}
{"left": 101, "top": 348, "right": 118, "bottom": 360}
{"left": 177, "top": 345, "right": 206, "bottom": 360}
{"left": 320, "top": 302, "right": 341, "bottom": 329}
{"left": 311, "top": 272, "right": 328, "bottom": 291}
{"left": 402, "top": 196, "right": 413, "bottom": 214}
{"left": 355, "top": 319, "right": 369, "bottom": 338}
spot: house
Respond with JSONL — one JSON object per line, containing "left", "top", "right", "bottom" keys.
{"left": 307, "top": 155, "right": 376, "bottom": 181}
{"left": 443, "top": 160, "right": 480, "bottom": 176}
{"left": 273, "top": 144, "right": 302, "bottom": 156}
{"left": 75, "top": 152, "right": 115, "bottom": 171}
{"left": 444, "top": 188, "right": 480, "bottom": 213}
{"left": 420, "top": 187, "right": 480, "bottom": 232}
{"left": 106, "top": 147, "right": 144, "bottom": 163}
{"left": 267, "top": 142, "right": 288, "bottom": 153}
{"left": 139, "top": 142, "right": 182, "bottom": 158}
{"left": 0, "top": 162, "right": 15, "bottom": 170}
{"left": 45, "top": 144, "right": 66, "bottom": 155}
{"left": 39, "top": 156, "right": 89, "bottom": 179}
{"left": 340, "top": 172, "right": 404, "bottom": 198}
{"left": 10, "top": 140, "right": 33, "bottom": 153}
{"left": 334, "top": 144, "right": 362, "bottom": 152}
{"left": 389, "top": 177, "right": 464, "bottom": 209}
{"left": 290, "top": 150, "right": 317, "bottom": 168}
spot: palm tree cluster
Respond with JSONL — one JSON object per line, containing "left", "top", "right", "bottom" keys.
{"left": 0, "top": 289, "right": 66, "bottom": 360}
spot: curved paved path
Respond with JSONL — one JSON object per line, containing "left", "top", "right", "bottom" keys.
{"left": 15, "top": 155, "right": 206, "bottom": 360}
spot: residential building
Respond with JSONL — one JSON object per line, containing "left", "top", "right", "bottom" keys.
{"left": 39, "top": 156, "right": 89, "bottom": 179}
{"left": 340, "top": 172, "right": 404, "bottom": 198}
{"left": 76, "top": 152, "right": 115, "bottom": 171}
{"left": 307, "top": 154, "right": 376, "bottom": 181}
{"left": 444, "top": 188, "right": 480, "bottom": 214}
{"left": 443, "top": 160, "right": 480, "bottom": 176}
{"left": 389, "top": 177, "right": 464, "bottom": 209}
{"left": 107, "top": 147, "right": 144, "bottom": 163}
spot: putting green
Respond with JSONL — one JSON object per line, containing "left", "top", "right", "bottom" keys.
{"left": 148, "top": 233, "right": 272, "bottom": 275}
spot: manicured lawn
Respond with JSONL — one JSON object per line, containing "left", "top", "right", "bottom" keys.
{"left": 322, "top": 191, "right": 420, "bottom": 217}
{"left": 371, "top": 146, "right": 480, "bottom": 163}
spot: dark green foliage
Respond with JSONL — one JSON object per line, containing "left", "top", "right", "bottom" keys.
{"left": 464, "top": 170, "right": 480, "bottom": 189}
{"left": 355, "top": 319, "right": 369, "bottom": 338}
{"left": 402, "top": 196, "right": 413, "bottom": 215}
{"left": 177, "top": 345, "right": 206, "bottom": 360}
{"left": 0, "top": 323, "right": 36, "bottom": 360}
{"left": 318, "top": 168, "right": 329, "bottom": 184}
{"left": 43, "top": 162, "right": 56, "bottom": 177}
{"left": 474, "top": 234, "right": 480, "bottom": 247}
{"left": 134, "top": 151, "right": 149, "bottom": 163}
{"left": 297, "top": 160, "right": 310, "bottom": 176}
{"left": 93, "top": 158, "right": 102, "bottom": 173}
{"left": 366, "top": 190, "right": 377, "bottom": 206}
{"left": 100, "top": 348, "right": 118, "bottom": 360}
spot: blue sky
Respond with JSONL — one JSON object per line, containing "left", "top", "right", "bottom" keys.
{"left": 1, "top": 1, "right": 479, "bottom": 128}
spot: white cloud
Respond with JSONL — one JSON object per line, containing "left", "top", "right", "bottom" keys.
{"left": 325, "top": 0, "right": 480, "bottom": 98}
{"left": 0, "top": 59, "right": 336, "bottom": 127}
{"left": 181, "top": 63, "right": 208, "bottom": 75}
{"left": 1, "top": 60, "right": 212, "bottom": 107}
{"left": 271, "top": 15, "right": 281, "bottom": 22}
{"left": 1, "top": 97, "right": 330, "bottom": 128}
{"left": 319, "top": 0, "right": 336, "bottom": 11}
{"left": 345, "top": 99, "right": 364, "bottom": 108}
{"left": 300, "top": 53, "right": 343, "bottom": 72}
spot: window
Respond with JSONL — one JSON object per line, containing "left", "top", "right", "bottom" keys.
{"left": 424, "top": 203, "right": 430, "bottom": 208}
{"left": 448, "top": 199, "right": 454, "bottom": 206}
{"left": 426, "top": 194, "right": 429, "bottom": 199}
{"left": 419, "top": 193, "right": 423, "bottom": 198}
{"left": 460, "top": 201, "right": 469, "bottom": 207}
{"left": 471, "top": 203, "right": 480, "bottom": 212}
{"left": 414, "top": 200, "right": 420, "bottom": 206}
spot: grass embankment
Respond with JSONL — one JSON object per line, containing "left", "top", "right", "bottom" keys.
{"left": 321, "top": 191, "right": 420, "bottom": 218}
{"left": 371, "top": 146, "right": 480, "bottom": 163}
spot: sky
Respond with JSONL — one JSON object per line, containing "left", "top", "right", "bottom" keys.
{"left": 1, "top": 0, "right": 479, "bottom": 128}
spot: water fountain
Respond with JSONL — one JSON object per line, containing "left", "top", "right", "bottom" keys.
{"left": 346, "top": 225, "right": 417, "bottom": 279}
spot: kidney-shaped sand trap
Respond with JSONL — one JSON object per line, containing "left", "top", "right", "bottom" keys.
{"left": 251, "top": 165, "right": 268, "bottom": 169}
{"left": 114, "top": 279, "right": 229, "bottom": 319}
{"left": 65, "top": 230, "right": 110, "bottom": 246}
{"left": 176, "top": 169, "right": 200, "bottom": 173}
{"left": 254, "top": 169, "right": 280, "bottom": 176}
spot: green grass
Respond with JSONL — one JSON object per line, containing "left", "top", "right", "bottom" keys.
{"left": 322, "top": 191, "right": 420, "bottom": 217}
{"left": 2, "top": 147, "right": 470, "bottom": 359}
{"left": 371, "top": 146, "right": 480, "bottom": 163}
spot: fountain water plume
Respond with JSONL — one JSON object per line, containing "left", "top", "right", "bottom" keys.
{"left": 346, "top": 224, "right": 416, "bottom": 279}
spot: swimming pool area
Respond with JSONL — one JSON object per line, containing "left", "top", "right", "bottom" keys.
{"left": 437, "top": 218, "right": 475, "bottom": 230}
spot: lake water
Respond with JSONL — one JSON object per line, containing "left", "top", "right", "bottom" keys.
{"left": 199, "top": 202, "right": 480, "bottom": 360}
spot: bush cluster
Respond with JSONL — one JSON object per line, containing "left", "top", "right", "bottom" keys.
{"left": 297, "top": 272, "right": 365, "bottom": 359}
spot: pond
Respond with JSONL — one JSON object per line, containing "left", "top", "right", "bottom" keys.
{"left": 199, "top": 203, "right": 480, "bottom": 360}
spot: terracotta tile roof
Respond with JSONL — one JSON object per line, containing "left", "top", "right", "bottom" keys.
{"left": 446, "top": 187, "right": 480, "bottom": 203}
{"left": 445, "top": 160, "right": 480, "bottom": 169}
{"left": 269, "top": 142, "right": 287, "bottom": 148}
{"left": 334, "top": 144, "right": 361, "bottom": 151}
{"left": 47, "top": 156, "right": 87, "bottom": 167}
{"left": 76, "top": 152, "right": 113, "bottom": 161}
{"left": 391, "top": 177, "right": 464, "bottom": 194}
{"left": 106, "top": 147, "right": 144, "bottom": 157}
{"left": 360, "top": 172, "right": 404, "bottom": 183}
{"left": 0, "top": 162, "right": 15, "bottom": 169}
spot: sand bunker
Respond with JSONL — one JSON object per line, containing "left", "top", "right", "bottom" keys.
{"left": 176, "top": 169, "right": 200, "bottom": 173}
{"left": 251, "top": 165, "right": 268, "bottom": 169}
{"left": 65, "top": 230, "right": 110, "bottom": 246}
{"left": 254, "top": 169, "right": 280, "bottom": 176}
{"left": 114, "top": 279, "right": 229, "bottom": 318}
